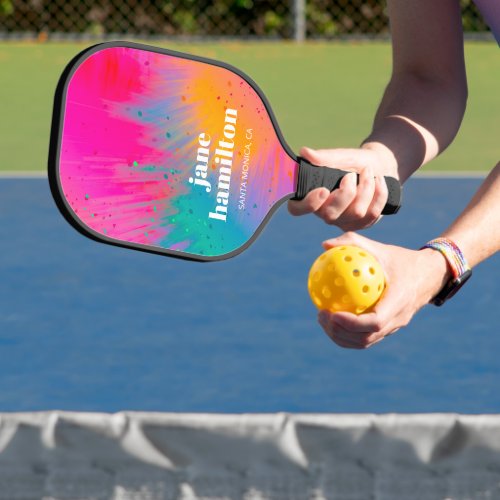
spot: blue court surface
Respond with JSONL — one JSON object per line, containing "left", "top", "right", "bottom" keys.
{"left": 0, "top": 176, "right": 498, "bottom": 413}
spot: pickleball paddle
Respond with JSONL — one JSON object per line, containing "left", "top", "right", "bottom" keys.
{"left": 48, "top": 41, "right": 401, "bottom": 261}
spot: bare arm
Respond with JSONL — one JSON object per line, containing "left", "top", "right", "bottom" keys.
{"left": 363, "top": 0, "right": 468, "bottom": 181}
{"left": 289, "top": 0, "right": 469, "bottom": 229}
{"left": 442, "top": 162, "right": 500, "bottom": 267}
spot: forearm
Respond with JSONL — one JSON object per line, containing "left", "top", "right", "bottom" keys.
{"left": 362, "top": 73, "right": 467, "bottom": 182}
{"left": 418, "top": 162, "right": 500, "bottom": 303}
{"left": 361, "top": 0, "right": 467, "bottom": 183}
{"left": 441, "top": 162, "right": 500, "bottom": 267}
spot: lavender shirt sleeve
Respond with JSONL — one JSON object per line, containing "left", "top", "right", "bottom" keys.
{"left": 473, "top": 0, "right": 500, "bottom": 45}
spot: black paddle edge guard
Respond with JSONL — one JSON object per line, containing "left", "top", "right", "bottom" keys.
{"left": 292, "top": 158, "right": 402, "bottom": 215}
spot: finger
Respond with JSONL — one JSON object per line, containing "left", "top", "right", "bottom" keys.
{"left": 331, "top": 317, "right": 391, "bottom": 349}
{"left": 322, "top": 325, "right": 365, "bottom": 349}
{"left": 361, "top": 328, "right": 399, "bottom": 348}
{"left": 364, "top": 335, "right": 386, "bottom": 348}
{"left": 330, "top": 168, "right": 386, "bottom": 231}
{"left": 322, "top": 231, "right": 370, "bottom": 251}
{"left": 330, "top": 311, "right": 385, "bottom": 335}
{"left": 319, "top": 311, "right": 372, "bottom": 348}
{"left": 363, "top": 174, "right": 389, "bottom": 224}
{"left": 318, "top": 310, "right": 333, "bottom": 330}
{"left": 340, "top": 213, "right": 383, "bottom": 232}
{"left": 323, "top": 172, "right": 390, "bottom": 231}
{"left": 342, "top": 164, "right": 376, "bottom": 221}
{"left": 315, "top": 172, "right": 357, "bottom": 224}
{"left": 288, "top": 187, "right": 330, "bottom": 216}
{"left": 329, "top": 327, "right": 380, "bottom": 349}
{"left": 331, "top": 336, "right": 365, "bottom": 349}
{"left": 299, "top": 147, "right": 367, "bottom": 171}
{"left": 319, "top": 310, "right": 391, "bottom": 349}
{"left": 367, "top": 289, "right": 411, "bottom": 336}
{"left": 385, "top": 328, "right": 400, "bottom": 337}
{"left": 331, "top": 324, "right": 371, "bottom": 348}
{"left": 332, "top": 291, "right": 402, "bottom": 339}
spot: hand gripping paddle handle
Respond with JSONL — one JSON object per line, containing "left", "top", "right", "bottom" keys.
{"left": 293, "top": 157, "right": 402, "bottom": 215}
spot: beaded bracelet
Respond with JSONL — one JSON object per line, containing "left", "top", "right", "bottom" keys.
{"left": 421, "top": 237, "right": 472, "bottom": 306}
{"left": 421, "top": 238, "right": 470, "bottom": 278}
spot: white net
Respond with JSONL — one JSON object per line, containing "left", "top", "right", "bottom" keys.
{"left": 0, "top": 412, "right": 500, "bottom": 499}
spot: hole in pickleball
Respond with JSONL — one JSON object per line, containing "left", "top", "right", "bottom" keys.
{"left": 342, "top": 295, "right": 351, "bottom": 304}
{"left": 378, "top": 284, "right": 382, "bottom": 291}
{"left": 362, "top": 285, "right": 369, "bottom": 293}
{"left": 344, "top": 256, "right": 352, "bottom": 262}
{"left": 313, "top": 294, "right": 322, "bottom": 307}
{"left": 334, "top": 277, "right": 344, "bottom": 287}
{"left": 359, "top": 252, "right": 367, "bottom": 257}
{"left": 333, "top": 303, "right": 342, "bottom": 311}
{"left": 356, "top": 306, "right": 366, "bottom": 314}
{"left": 327, "top": 264, "right": 335, "bottom": 272}
{"left": 369, "top": 267, "right": 375, "bottom": 275}
{"left": 322, "top": 286, "right": 332, "bottom": 299}
{"left": 313, "top": 271, "right": 321, "bottom": 282}
{"left": 352, "top": 269, "right": 360, "bottom": 277}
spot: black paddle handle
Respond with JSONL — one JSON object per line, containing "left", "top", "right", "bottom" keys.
{"left": 293, "top": 157, "right": 402, "bottom": 215}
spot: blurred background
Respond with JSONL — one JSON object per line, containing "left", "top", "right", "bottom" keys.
{"left": 0, "top": 0, "right": 492, "bottom": 40}
{"left": 0, "top": 1, "right": 497, "bottom": 176}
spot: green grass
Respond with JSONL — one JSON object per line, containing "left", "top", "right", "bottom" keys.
{"left": 0, "top": 41, "right": 497, "bottom": 172}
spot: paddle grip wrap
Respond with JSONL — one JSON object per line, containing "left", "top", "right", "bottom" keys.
{"left": 293, "top": 158, "right": 402, "bottom": 215}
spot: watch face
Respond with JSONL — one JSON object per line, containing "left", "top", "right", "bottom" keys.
{"left": 432, "top": 269, "right": 472, "bottom": 306}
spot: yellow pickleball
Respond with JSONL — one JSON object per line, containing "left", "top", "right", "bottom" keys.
{"left": 308, "top": 245, "right": 385, "bottom": 314}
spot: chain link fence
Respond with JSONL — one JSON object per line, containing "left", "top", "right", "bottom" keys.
{"left": 0, "top": 0, "right": 491, "bottom": 40}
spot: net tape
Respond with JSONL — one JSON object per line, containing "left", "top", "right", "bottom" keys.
{"left": 1, "top": 412, "right": 500, "bottom": 499}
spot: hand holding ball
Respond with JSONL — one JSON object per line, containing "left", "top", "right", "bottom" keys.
{"left": 308, "top": 245, "right": 385, "bottom": 314}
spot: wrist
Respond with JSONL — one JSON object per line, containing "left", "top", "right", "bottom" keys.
{"left": 361, "top": 141, "right": 399, "bottom": 178}
{"left": 417, "top": 248, "right": 453, "bottom": 304}
{"left": 420, "top": 238, "right": 472, "bottom": 306}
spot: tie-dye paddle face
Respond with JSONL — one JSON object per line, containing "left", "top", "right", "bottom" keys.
{"left": 49, "top": 42, "right": 401, "bottom": 261}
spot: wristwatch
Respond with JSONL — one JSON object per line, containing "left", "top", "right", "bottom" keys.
{"left": 421, "top": 238, "right": 472, "bottom": 306}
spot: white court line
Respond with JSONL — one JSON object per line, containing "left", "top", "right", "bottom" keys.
{"left": 414, "top": 170, "right": 487, "bottom": 178}
{"left": 0, "top": 170, "right": 488, "bottom": 179}
{"left": 0, "top": 171, "right": 47, "bottom": 178}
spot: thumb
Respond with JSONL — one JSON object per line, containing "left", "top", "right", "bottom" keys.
{"left": 321, "top": 233, "right": 389, "bottom": 273}
{"left": 299, "top": 147, "right": 365, "bottom": 170}
{"left": 299, "top": 146, "right": 325, "bottom": 166}
{"left": 322, "top": 231, "right": 369, "bottom": 250}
